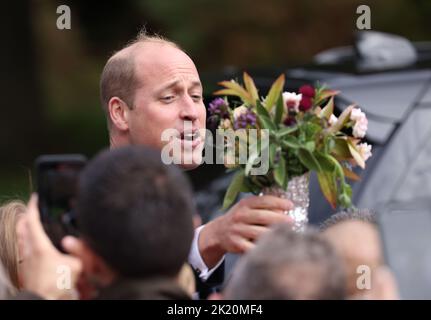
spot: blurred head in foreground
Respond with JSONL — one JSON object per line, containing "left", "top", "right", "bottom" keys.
{"left": 0, "top": 261, "right": 15, "bottom": 299}
{"left": 0, "top": 200, "right": 26, "bottom": 290}
{"left": 223, "top": 224, "right": 346, "bottom": 300}
{"left": 73, "top": 146, "right": 195, "bottom": 298}
{"left": 321, "top": 209, "right": 399, "bottom": 299}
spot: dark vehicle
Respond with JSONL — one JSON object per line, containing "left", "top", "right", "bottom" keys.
{"left": 188, "top": 31, "right": 431, "bottom": 225}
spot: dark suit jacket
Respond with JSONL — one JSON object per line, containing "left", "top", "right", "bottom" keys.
{"left": 193, "top": 261, "right": 224, "bottom": 299}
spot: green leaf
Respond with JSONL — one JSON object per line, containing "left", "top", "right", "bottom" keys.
{"left": 331, "top": 138, "right": 351, "bottom": 160}
{"left": 344, "top": 184, "right": 353, "bottom": 199}
{"left": 347, "top": 140, "right": 365, "bottom": 169}
{"left": 249, "top": 175, "right": 266, "bottom": 190}
{"left": 282, "top": 171, "right": 289, "bottom": 189}
{"left": 256, "top": 101, "right": 277, "bottom": 131}
{"left": 243, "top": 72, "right": 259, "bottom": 106}
{"left": 274, "top": 156, "right": 286, "bottom": 187}
{"left": 274, "top": 94, "right": 284, "bottom": 125}
{"left": 314, "top": 89, "right": 340, "bottom": 106}
{"left": 314, "top": 152, "right": 336, "bottom": 172}
{"left": 328, "top": 105, "right": 354, "bottom": 134}
{"left": 303, "top": 122, "right": 321, "bottom": 139}
{"left": 320, "top": 97, "right": 334, "bottom": 120}
{"left": 269, "top": 144, "right": 277, "bottom": 167}
{"left": 326, "top": 137, "right": 335, "bottom": 153}
{"left": 317, "top": 171, "right": 337, "bottom": 209}
{"left": 276, "top": 126, "right": 298, "bottom": 138}
{"left": 214, "top": 80, "right": 252, "bottom": 105}
{"left": 256, "top": 100, "right": 271, "bottom": 118}
{"left": 304, "top": 141, "right": 315, "bottom": 152}
{"left": 338, "top": 188, "right": 353, "bottom": 208}
{"left": 259, "top": 116, "right": 277, "bottom": 131}
{"left": 281, "top": 136, "right": 300, "bottom": 149}
{"left": 213, "top": 89, "right": 250, "bottom": 106}
{"left": 264, "top": 74, "right": 285, "bottom": 111}
{"left": 222, "top": 170, "right": 245, "bottom": 210}
{"left": 298, "top": 148, "right": 322, "bottom": 172}
{"left": 243, "top": 177, "right": 260, "bottom": 194}
{"left": 240, "top": 182, "right": 252, "bottom": 193}
{"left": 343, "top": 167, "right": 360, "bottom": 181}
{"left": 245, "top": 147, "right": 259, "bottom": 176}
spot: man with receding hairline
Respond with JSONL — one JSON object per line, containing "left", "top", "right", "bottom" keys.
{"left": 99, "top": 30, "right": 294, "bottom": 295}
{"left": 321, "top": 211, "right": 399, "bottom": 299}
{"left": 223, "top": 224, "right": 346, "bottom": 300}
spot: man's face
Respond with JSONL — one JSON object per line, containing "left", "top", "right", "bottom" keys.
{"left": 127, "top": 42, "right": 206, "bottom": 170}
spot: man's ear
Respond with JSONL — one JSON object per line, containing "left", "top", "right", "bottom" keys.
{"left": 108, "top": 97, "right": 130, "bottom": 131}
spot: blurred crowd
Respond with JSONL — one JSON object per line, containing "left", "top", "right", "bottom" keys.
{"left": 0, "top": 145, "right": 400, "bottom": 300}
{"left": 0, "top": 29, "right": 401, "bottom": 300}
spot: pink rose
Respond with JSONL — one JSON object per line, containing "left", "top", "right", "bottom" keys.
{"left": 357, "top": 142, "right": 372, "bottom": 162}
{"left": 350, "top": 108, "right": 368, "bottom": 138}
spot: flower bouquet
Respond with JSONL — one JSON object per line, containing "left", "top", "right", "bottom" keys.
{"left": 208, "top": 73, "right": 372, "bottom": 230}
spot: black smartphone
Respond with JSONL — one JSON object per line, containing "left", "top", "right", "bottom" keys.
{"left": 377, "top": 206, "right": 431, "bottom": 299}
{"left": 35, "top": 154, "right": 87, "bottom": 251}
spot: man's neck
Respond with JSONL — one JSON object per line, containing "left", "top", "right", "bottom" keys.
{"left": 109, "top": 133, "right": 130, "bottom": 149}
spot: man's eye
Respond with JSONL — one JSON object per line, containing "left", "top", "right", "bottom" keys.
{"left": 191, "top": 94, "right": 202, "bottom": 102}
{"left": 161, "top": 96, "right": 175, "bottom": 103}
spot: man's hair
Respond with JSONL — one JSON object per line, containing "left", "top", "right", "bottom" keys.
{"left": 99, "top": 29, "right": 180, "bottom": 128}
{"left": 319, "top": 208, "right": 376, "bottom": 231}
{"left": 76, "top": 146, "right": 195, "bottom": 279}
{"left": 224, "top": 225, "right": 346, "bottom": 300}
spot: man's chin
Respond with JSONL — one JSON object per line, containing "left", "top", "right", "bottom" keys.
{"left": 176, "top": 152, "right": 203, "bottom": 170}
{"left": 179, "top": 162, "right": 201, "bottom": 171}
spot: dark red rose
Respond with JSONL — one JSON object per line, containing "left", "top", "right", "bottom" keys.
{"left": 299, "top": 85, "right": 315, "bottom": 98}
{"left": 283, "top": 116, "right": 297, "bottom": 126}
{"left": 299, "top": 96, "right": 312, "bottom": 111}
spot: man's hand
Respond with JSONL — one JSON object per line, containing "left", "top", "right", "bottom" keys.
{"left": 198, "top": 195, "right": 294, "bottom": 268}
{"left": 16, "top": 194, "right": 82, "bottom": 300}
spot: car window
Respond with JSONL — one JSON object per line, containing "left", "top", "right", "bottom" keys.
{"left": 358, "top": 108, "right": 431, "bottom": 209}
{"left": 420, "top": 85, "right": 431, "bottom": 104}
{"left": 333, "top": 70, "right": 431, "bottom": 122}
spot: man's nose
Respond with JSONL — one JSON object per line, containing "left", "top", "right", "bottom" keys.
{"left": 179, "top": 95, "right": 199, "bottom": 121}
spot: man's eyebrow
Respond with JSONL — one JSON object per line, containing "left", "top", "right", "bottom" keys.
{"left": 157, "top": 79, "right": 202, "bottom": 93}
{"left": 190, "top": 81, "right": 203, "bottom": 90}
{"left": 159, "top": 79, "right": 179, "bottom": 91}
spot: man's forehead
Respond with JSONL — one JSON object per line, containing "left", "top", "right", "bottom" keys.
{"left": 133, "top": 42, "right": 199, "bottom": 77}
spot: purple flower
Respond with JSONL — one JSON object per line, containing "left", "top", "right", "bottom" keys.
{"left": 234, "top": 110, "right": 257, "bottom": 129}
{"left": 208, "top": 98, "right": 230, "bottom": 119}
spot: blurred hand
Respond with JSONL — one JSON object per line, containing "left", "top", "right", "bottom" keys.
{"left": 16, "top": 194, "right": 82, "bottom": 300}
{"left": 198, "top": 195, "right": 293, "bottom": 268}
{"left": 61, "top": 235, "right": 111, "bottom": 300}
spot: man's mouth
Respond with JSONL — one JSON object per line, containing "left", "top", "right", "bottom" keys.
{"left": 180, "top": 131, "right": 200, "bottom": 141}
{"left": 177, "top": 130, "right": 203, "bottom": 148}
